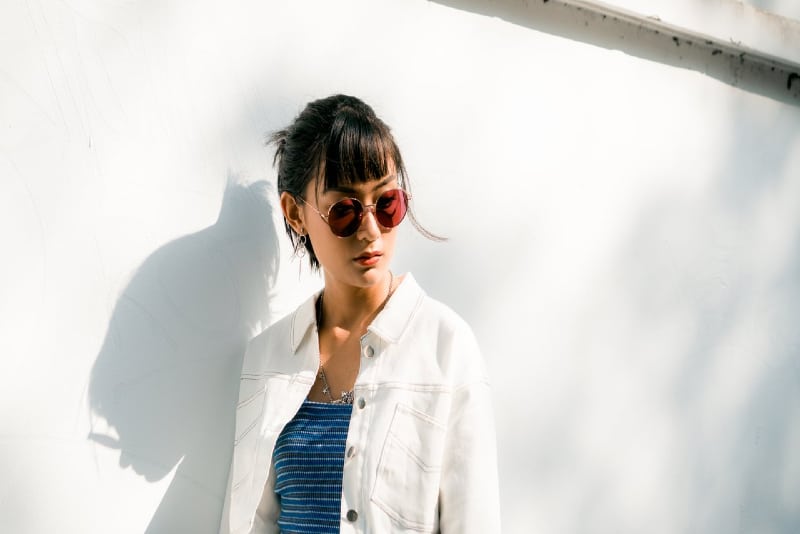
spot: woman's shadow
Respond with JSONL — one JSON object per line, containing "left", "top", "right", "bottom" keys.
{"left": 88, "top": 176, "right": 280, "bottom": 533}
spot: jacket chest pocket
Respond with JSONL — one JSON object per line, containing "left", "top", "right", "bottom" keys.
{"left": 371, "top": 403, "right": 446, "bottom": 532}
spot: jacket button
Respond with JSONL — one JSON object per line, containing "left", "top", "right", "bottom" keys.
{"left": 357, "top": 397, "right": 366, "bottom": 409}
{"left": 346, "top": 509, "right": 358, "bottom": 522}
{"left": 346, "top": 446, "right": 356, "bottom": 458}
{"left": 364, "top": 345, "right": 375, "bottom": 358}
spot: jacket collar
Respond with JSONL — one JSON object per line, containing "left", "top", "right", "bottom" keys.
{"left": 290, "top": 272, "right": 424, "bottom": 353}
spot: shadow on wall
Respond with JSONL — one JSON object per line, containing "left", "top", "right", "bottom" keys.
{"left": 87, "top": 178, "right": 279, "bottom": 533}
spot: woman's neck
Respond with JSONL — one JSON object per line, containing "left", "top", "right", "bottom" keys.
{"left": 318, "top": 271, "right": 394, "bottom": 333}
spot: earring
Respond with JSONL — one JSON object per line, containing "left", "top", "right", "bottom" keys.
{"left": 296, "top": 232, "right": 307, "bottom": 259}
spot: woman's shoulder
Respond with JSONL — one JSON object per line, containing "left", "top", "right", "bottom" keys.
{"left": 257, "top": 289, "right": 319, "bottom": 340}
{"left": 387, "top": 274, "right": 487, "bottom": 380}
{"left": 247, "top": 306, "right": 293, "bottom": 349}
{"left": 418, "top": 291, "right": 472, "bottom": 333}
{"left": 241, "top": 291, "right": 318, "bottom": 371}
{"left": 399, "top": 274, "right": 476, "bottom": 339}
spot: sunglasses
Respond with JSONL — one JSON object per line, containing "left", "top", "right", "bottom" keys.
{"left": 299, "top": 188, "right": 410, "bottom": 237}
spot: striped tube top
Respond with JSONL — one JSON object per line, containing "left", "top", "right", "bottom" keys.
{"left": 273, "top": 399, "right": 353, "bottom": 533}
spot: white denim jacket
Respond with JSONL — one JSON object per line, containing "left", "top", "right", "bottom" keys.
{"left": 219, "top": 273, "right": 500, "bottom": 534}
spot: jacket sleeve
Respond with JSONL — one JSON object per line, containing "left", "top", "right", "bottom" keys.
{"left": 438, "top": 330, "right": 502, "bottom": 532}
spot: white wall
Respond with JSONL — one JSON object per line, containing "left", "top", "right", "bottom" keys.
{"left": 1, "top": 0, "right": 798, "bottom": 532}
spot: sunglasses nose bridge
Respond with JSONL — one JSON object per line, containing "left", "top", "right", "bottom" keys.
{"left": 355, "top": 202, "right": 381, "bottom": 236}
{"left": 361, "top": 203, "right": 379, "bottom": 223}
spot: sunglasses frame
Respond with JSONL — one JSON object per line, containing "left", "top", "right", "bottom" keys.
{"left": 298, "top": 188, "right": 411, "bottom": 238}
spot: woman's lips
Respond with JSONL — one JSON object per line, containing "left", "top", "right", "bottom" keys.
{"left": 355, "top": 252, "right": 382, "bottom": 266}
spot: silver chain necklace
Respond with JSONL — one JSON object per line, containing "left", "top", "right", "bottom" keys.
{"left": 318, "top": 365, "right": 354, "bottom": 405}
{"left": 316, "top": 271, "right": 394, "bottom": 404}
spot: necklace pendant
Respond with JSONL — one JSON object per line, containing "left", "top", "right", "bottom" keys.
{"left": 340, "top": 390, "right": 354, "bottom": 405}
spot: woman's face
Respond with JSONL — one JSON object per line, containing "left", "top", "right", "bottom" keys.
{"left": 295, "top": 171, "right": 401, "bottom": 290}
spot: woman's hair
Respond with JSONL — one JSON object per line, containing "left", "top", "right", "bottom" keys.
{"left": 269, "top": 94, "right": 441, "bottom": 270}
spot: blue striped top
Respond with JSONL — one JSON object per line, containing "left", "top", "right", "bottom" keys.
{"left": 273, "top": 399, "right": 352, "bottom": 533}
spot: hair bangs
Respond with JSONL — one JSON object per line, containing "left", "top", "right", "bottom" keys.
{"left": 322, "top": 109, "right": 402, "bottom": 190}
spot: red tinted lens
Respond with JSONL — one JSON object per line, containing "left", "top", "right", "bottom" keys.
{"left": 374, "top": 189, "right": 408, "bottom": 228}
{"left": 325, "top": 189, "right": 409, "bottom": 237}
{"left": 327, "top": 198, "right": 362, "bottom": 237}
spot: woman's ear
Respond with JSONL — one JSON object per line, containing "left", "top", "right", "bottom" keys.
{"left": 280, "top": 191, "right": 305, "bottom": 234}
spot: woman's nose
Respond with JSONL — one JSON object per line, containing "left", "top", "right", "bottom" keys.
{"left": 356, "top": 206, "right": 381, "bottom": 241}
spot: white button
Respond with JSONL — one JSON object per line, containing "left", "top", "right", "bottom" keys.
{"left": 364, "top": 345, "right": 375, "bottom": 358}
{"left": 357, "top": 397, "right": 366, "bottom": 409}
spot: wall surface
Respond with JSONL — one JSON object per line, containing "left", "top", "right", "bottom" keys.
{"left": 1, "top": 0, "right": 799, "bottom": 533}
{"left": 745, "top": 0, "right": 800, "bottom": 20}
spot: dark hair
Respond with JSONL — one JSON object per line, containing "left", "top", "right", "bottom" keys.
{"left": 269, "top": 94, "right": 441, "bottom": 269}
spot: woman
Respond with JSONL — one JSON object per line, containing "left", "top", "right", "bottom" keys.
{"left": 220, "top": 95, "right": 500, "bottom": 533}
